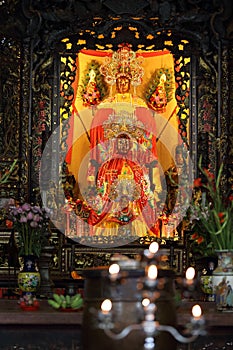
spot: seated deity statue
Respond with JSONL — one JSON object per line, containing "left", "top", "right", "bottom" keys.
{"left": 82, "top": 68, "right": 101, "bottom": 107}
{"left": 148, "top": 73, "right": 167, "bottom": 113}
{"left": 82, "top": 44, "right": 162, "bottom": 237}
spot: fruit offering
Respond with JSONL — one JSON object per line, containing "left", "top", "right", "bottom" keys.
{"left": 48, "top": 293, "right": 83, "bottom": 310}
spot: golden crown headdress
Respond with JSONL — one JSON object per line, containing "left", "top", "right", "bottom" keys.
{"left": 100, "top": 43, "right": 144, "bottom": 87}
{"left": 103, "top": 110, "right": 144, "bottom": 140}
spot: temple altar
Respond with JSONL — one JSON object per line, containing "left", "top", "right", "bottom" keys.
{"left": 0, "top": 0, "right": 233, "bottom": 349}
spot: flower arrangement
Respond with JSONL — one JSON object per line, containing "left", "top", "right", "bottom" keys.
{"left": 189, "top": 158, "right": 233, "bottom": 256}
{"left": 8, "top": 203, "right": 51, "bottom": 257}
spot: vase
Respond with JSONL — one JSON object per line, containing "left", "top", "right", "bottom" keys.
{"left": 212, "top": 250, "right": 233, "bottom": 311}
{"left": 197, "top": 256, "right": 217, "bottom": 302}
{"left": 17, "top": 255, "right": 41, "bottom": 295}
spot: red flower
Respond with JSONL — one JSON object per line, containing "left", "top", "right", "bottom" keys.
{"left": 5, "top": 219, "right": 13, "bottom": 228}
{"left": 191, "top": 233, "right": 198, "bottom": 240}
{"left": 203, "top": 168, "right": 214, "bottom": 180}
{"left": 191, "top": 233, "right": 204, "bottom": 245}
{"left": 218, "top": 212, "right": 226, "bottom": 224}
{"left": 194, "top": 178, "right": 202, "bottom": 188}
{"left": 197, "top": 236, "right": 204, "bottom": 244}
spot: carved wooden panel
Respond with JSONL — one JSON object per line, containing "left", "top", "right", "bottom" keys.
{"left": 0, "top": 38, "right": 28, "bottom": 200}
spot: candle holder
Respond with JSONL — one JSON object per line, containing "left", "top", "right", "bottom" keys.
{"left": 94, "top": 243, "right": 206, "bottom": 350}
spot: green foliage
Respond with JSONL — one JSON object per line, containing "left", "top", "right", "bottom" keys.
{"left": 188, "top": 157, "right": 233, "bottom": 253}
{"left": 0, "top": 159, "right": 17, "bottom": 184}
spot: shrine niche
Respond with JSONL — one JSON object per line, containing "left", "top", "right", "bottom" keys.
{"left": 54, "top": 39, "right": 191, "bottom": 247}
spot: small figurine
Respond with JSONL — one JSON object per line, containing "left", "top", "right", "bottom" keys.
{"left": 82, "top": 69, "right": 101, "bottom": 108}
{"left": 148, "top": 73, "right": 167, "bottom": 112}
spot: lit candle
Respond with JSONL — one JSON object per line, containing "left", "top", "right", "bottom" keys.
{"left": 191, "top": 304, "right": 205, "bottom": 333}
{"left": 142, "top": 299, "right": 156, "bottom": 328}
{"left": 98, "top": 299, "right": 113, "bottom": 326}
{"left": 109, "top": 263, "right": 120, "bottom": 282}
{"left": 142, "top": 298, "right": 151, "bottom": 308}
{"left": 192, "top": 304, "right": 202, "bottom": 319}
{"left": 149, "top": 242, "right": 159, "bottom": 255}
{"left": 185, "top": 266, "right": 195, "bottom": 285}
{"left": 144, "top": 242, "right": 159, "bottom": 259}
{"left": 145, "top": 264, "right": 158, "bottom": 288}
{"left": 101, "top": 299, "right": 112, "bottom": 315}
{"left": 147, "top": 264, "right": 158, "bottom": 280}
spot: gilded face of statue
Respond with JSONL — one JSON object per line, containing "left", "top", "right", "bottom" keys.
{"left": 116, "top": 135, "right": 131, "bottom": 154}
{"left": 116, "top": 76, "right": 130, "bottom": 94}
{"left": 120, "top": 195, "right": 130, "bottom": 209}
{"left": 175, "top": 152, "right": 183, "bottom": 166}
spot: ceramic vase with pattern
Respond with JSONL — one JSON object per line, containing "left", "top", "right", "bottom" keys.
{"left": 212, "top": 250, "right": 233, "bottom": 311}
{"left": 18, "top": 255, "right": 41, "bottom": 295}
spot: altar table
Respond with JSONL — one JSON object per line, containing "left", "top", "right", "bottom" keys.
{"left": 0, "top": 300, "right": 232, "bottom": 349}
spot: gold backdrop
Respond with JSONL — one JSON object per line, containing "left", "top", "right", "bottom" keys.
{"left": 65, "top": 48, "right": 181, "bottom": 187}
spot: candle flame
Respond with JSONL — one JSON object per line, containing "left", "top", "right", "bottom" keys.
{"left": 149, "top": 242, "right": 159, "bottom": 254}
{"left": 147, "top": 264, "right": 158, "bottom": 280}
{"left": 142, "top": 298, "right": 150, "bottom": 307}
{"left": 101, "top": 299, "right": 112, "bottom": 313}
{"left": 186, "top": 266, "right": 195, "bottom": 280}
{"left": 109, "top": 263, "right": 120, "bottom": 275}
{"left": 192, "top": 304, "right": 202, "bottom": 318}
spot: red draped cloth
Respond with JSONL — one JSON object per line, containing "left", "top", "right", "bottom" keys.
{"left": 85, "top": 103, "right": 160, "bottom": 236}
